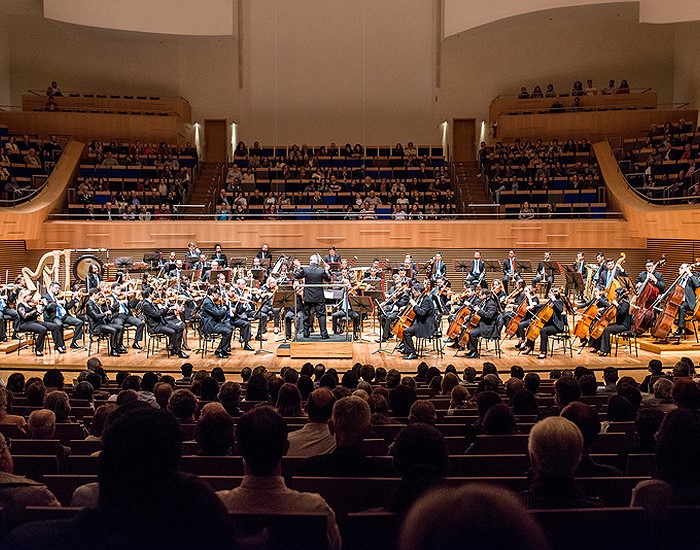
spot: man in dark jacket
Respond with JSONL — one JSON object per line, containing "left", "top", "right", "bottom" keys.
{"left": 294, "top": 255, "right": 332, "bottom": 339}
{"left": 465, "top": 288, "right": 499, "bottom": 359}
{"left": 401, "top": 283, "right": 436, "bottom": 360}
{"left": 85, "top": 289, "right": 123, "bottom": 356}
{"left": 674, "top": 263, "right": 700, "bottom": 337}
{"left": 199, "top": 287, "right": 233, "bottom": 358}
{"left": 141, "top": 289, "right": 188, "bottom": 358}
{"left": 43, "top": 281, "right": 83, "bottom": 349}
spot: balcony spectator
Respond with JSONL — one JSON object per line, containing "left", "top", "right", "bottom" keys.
{"left": 584, "top": 79, "right": 598, "bottom": 95}
{"left": 602, "top": 79, "right": 617, "bottom": 94}
{"left": 518, "top": 87, "right": 530, "bottom": 99}
{"left": 571, "top": 80, "right": 584, "bottom": 96}
{"left": 46, "top": 81, "right": 62, "bottom": 97}
{"left": 531, "top": 85, "right": 543, "bottom": 98}
{"left": 518, "top": 201, "right": 536, "bottom": 220}
{"left": 617, "top": 79, "right": 630, "bottom": 94}
{"left": 23, "top": 148, "right": 41, "bottom": 167}
{"left": 544, "top": 83, "right": 556, "bottom": 98}
{"left": 101, "top": 152, "right": 119, "bottom": 166}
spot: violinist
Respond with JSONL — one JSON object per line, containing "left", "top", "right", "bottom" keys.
{"left": 492, "top": 279, "right": 507, "bottom": 305}
{"left": 85, "top": 289, "right": 124, "bottom": 356}
{"left": 636, "top": 259, "right": 665, "bottom": 294}
{"left": 85, "top": 264, "right": 101, "bottom": 292}
{"left": 109, "top": 283, "right": 144, "bottom": 351}
{"left": 43, "top": 281, "right": 84, "bottom": 349}
{"left": 401, "top": 283, "right": 436, "bottom": 360}
{"left": 332, "top": 271, "right": 360, "bottom": 339}
{"left": 200, "top": 286, "right": 233, "bottom": 358}
{"left": 502, "top": 249, "right": 522, "bottom": 293}
{"left": 258, "top": 276, "right": 280, "bottom": 335}
{"left": 363, "top": 260, "right": 383, "bottom": 280}
{"left": 141, "top": 288, "right": 189, "bottom": 358}
{"left": 521, "top": 288, "right": 566, "bottom": 359}
{"left": 673, "top": 263, "right": 700, "bottom": 338}
{"left": 284, "top": 280, "right": 306, "bottom": 340}
{"left": 464, "top": 288, "right": 500, "bottom": 359}
{"left": 229, "top": 279, "right": 255, "bottom": 347}
{"left": 465, "top": 251, "right": 486, "bottom": 288}
{"left": 532, "top": 251, "right": 555, "bottom": 295}
{"left": 590, "top": 287, "right": 631, "bottom": 356}
{"left": 212, "top": 243, "right": 228, "bottom": 269}
{"left": 378, "top": 272, "right": 411, "bottom": 342}
{"left": 0, "top": 285, "right": 20, "bottom": 342}
{"left": 16, "top": 289, "right": 64, "bottom": 356}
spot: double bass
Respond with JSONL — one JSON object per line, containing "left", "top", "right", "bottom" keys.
{"left": 651, "top": 260, "right": 700, "bottom": 340}
{"left": 631, "top": 254, "right": 666, "bottom": 334}
{"left": 605, "top": 252, "right": 627, "bottom": 302}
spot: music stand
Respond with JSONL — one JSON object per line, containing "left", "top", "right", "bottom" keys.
{"left": 229, "top": 258, "right": 247, "bottom": 280}
{"left": 454, "top": 259, "right": 470, "bottom": 285}
{"left": 617, "top": 275, "right": 634, "bottom": 295}
{"left": 350, "top": 295, "right": 373, "bottom": 343}
{"left": 272, "top": 289, "right": 296, "bottom": 342}
{"left": 250, "top": 268, "right": 265, "bottom": 283}
{"left": 543, "top": 261, "right": 561, "bottom": 276}
{"left": 561, "top": 265, "right": 585, "bottom": 297}
{"left": 364, "top": 288, "right": 385, "bottom": 336}
{"left": 209, "top": 268, "right": 232, "bottom": 284}
{"left": 516, "top": 259, "right": 533, "bottom": 273}
{"left": 485, "top": 260, "right": 502, "bottom": 280}
{"left": 181, "top": 269, "right": 200, "bottom": 282}
{"left": 326, "top": 262, "right": 341, "bottom": 272}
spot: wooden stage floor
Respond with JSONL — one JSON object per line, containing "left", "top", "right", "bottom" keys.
{"left": 1, "top": 328, "right": 697, "bottom": 384}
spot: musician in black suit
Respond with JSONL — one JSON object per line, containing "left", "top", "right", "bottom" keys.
{"left": 108, "top": 284, "right": 144, "bottom": 352}
{"left": 502, "top": 249, "right": 522, "bottom": 293}
{"left": 16, "top": 290, "right": 64, "bottom": 356}
{"left": 43, "top": 281, "right": 84, "bottom": 349}
{"left": 184, "top": 242, "right": 200, "bottom": 269}
{"left": 465, "top": 288, "right": 499, "bottom": 358}
{"left": 0, "top": 291, "right": 19, "bottom": 342}
{"left": 636, "top": 259, "right": 665, "bottom": 294}
{"left": 85, "top": 264, "right": 101, "bottom": 292}
{"left": 211, "top": 244, "right": 228, "bottom": 269}
{"left": 85, "top": 289, "right": 123, "bottom": 356}
{"left": 199, "top": 286, "right": 233, "bottom": 358}
{"left": 600, "top": 259, "right": 628, "bottom": 291}
{"left": 229, "top": 280, "right": 255, "bottom": 346}
{"left": 532, "top": 251, "right": 555, "bottom": 295}
{"left": 402, "top": 283, "right": 437, "bottom": 360}
{"left": 332, "top": 275, "right": 360, "bottom": 339}
{"left": 674, "top": 263, "right": 700, "bottom": 337}
{"left": 255, "top": 244, "right": 273, "bottom": 267}
{"left": 141, "top": 289, "right": 189, "bottom": 358}
{"left": 465, "top": 251, "right": 486, "bottom": 288}
{"left": 324, "top": 246, "right": 342, "bottom": 265}
{"left": 432, "top": 252, "right": 448, "bottom": 281}
{"left": 285, "top": 282, "right": 307, "bottom": 340}
{"left": 168, "top": 260, "right": 185, "bottom": 280}
{"left": 595, "top": 287, "right": 632, "bottom": 356}
{"left": 294, "top": 255, "right": 332, "bottom": 339}
{"left": 572, "top": 252, "right": 586, "bottom": 276}
{"left": 379, "top": 272, "right": 411, "bottom": 341}
{"left": 521, "top": 288, "right": 566, "bottom": 359}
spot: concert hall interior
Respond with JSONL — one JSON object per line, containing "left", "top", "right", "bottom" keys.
{"left": 2, "top": 1, "right": 700, "bottom": 549}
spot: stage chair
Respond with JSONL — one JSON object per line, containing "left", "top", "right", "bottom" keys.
{"left": 613, "top": 330, "right": 638, "bottom": 357}
{"left": 145, "top": 326, "right": 170, "bottom": 358}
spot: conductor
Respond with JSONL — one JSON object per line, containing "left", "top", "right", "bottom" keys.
{"left": 294, "top": 254, "right": 332, "bottom": 339}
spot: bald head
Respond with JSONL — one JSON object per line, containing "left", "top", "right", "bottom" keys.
{"left": 306, "top": 388, "right": 336, "bottom": 423}
{"left": 28, "top": 409, "right": 56, "bottom": 439}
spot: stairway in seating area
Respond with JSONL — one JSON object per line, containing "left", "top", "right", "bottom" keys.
{"left": 188, "top": 163, "right": 225, "bottom": 215}
{"left": 453, "top": 161, "right": 495, "bottom": 214}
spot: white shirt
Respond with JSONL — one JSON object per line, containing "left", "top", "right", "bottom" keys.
{"left": 287, "top": 422, "right": 336, "bottom": 458}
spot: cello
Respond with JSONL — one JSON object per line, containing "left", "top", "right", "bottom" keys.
{"left": 631, "top": 254, "right": 666, "bottom": 334}
{"left": 457, "top": 297, "right": 485, "bottom": 348}
{"left": 651, "top": 260, "right": 700, "bottom": 340}
{"left": 589, "top": 294, "right": 624, "bottom": 340}
{"left": 505, "top": 287, "right": 536, "bottom": 338}
{"left": 524, "top": 301, "right": 554, "bottom": 342}
{"left": 573, "top": 299, "right": 600, "bottom": 341}
{"left": 447, "top": 303, "right": 473, "bottom": 339}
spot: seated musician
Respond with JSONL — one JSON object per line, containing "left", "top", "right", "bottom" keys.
{"left": 193, "top": 254, "right": 210, "bottom": 280}
{"left": 168, "top": 259, "right": 185, "bottom": 279}
{"left": 43, "top": 281, "right": 84, "bottom": 350}
{"left": 332, "top": 273, "right": 360, "bottom": 339}
{"left": 324, "top": 246, "right": 342, "bottom": 265}
{"left": 401, "top": 283, "right": 436, "bottom": 360}
{"left": 202, "top": 260, "right": 219, "bottom": 283}
{"left": 255, "top": 243, "right": 273, "bottom": 266}
{"left": 257, "top": 276, "right": 281, "bottom": 335}
{"left": 432, "top": 252, "right": 448, "bottom": 282}
{"left": 512, "top": 285, "right": 541, "bottom": 350}
{"left": 200, "top": 286, "right": 234, "bottom": 358}
{"left": 502, "top": 249, "right": 522, "bottom": 293}
{"left": 212, "top": 243, "right": 228, "bottom": 269}
{"left": 464, "top": 287, "right": 500, "bottom": 359}
{"left": 577, "top": 285, "right": 609, "bottom": 346}
{"left": 141, "top": 288, "right": 189, "bottom": 358}
{"left": 230, "top": 279, "right": 255, "bottom": 347}
{"left": 448, "top": 284, "right": 478, "bottom": 321}
{"left": 251, "top": 257, "right": 268, "bottom": 280}
{"left": 109, "top": 283, "right": 145, "bottom": 352}
{"left": 465, "top": 251, "right": 486, "bottom": 288}
{"left": 16, "top": 289, "right": 65, "bottom": 356}
{"left": 532, "top": 251, "right": 555, "bottom": 295}
{"left": 85, "top": 264, "right": 101, "bottom": 292}
{"left": 363, "top": 259, "right": 383, "bottom": 279}
{"left": 184, "top": 242, "right": 200, "bottom": 269}
{"left": 0, "top": 287, "right": 20, "bottom": 342}
{"left": 636, "top": 259, "right": 665, "bottom": 294}
{"left": 674, "top": 263, "right": 700, "bottom": 338}
{"left": 431, "top": 276, "right": 451, "bottom": 316}
{"left": 589, "top": 287, "right": 631, "bottom": 356}
{"left": 378, "top": 271, "right": 411, "bottom": 342}
{"left": 492, "top": 278, "right": 507, "bottom": 305}
{"left": 284, "top": 281, "right": 306, "bottom": 340}
{"left": 520, "top": 288, "right": 566, "bottom": 359}
{"left": 85, "top": 289, "right": 124, "bottom": 356}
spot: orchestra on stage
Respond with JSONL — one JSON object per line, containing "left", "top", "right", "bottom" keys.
{"left": 1, "top": 243, "right": 699, "bottom": 360}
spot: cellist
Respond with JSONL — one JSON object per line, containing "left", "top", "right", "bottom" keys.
{"left": 464, "top": 288, "right": 500, "bottom": 359}
{"left": 576, "top": 285, "right": 609, "bottom": 347}
{"left": 589, "top": 287, "right": 631, "bottom": 356}
{"left": 521, "top": 288, "right": 566, "bottom": 359}
{"left": 635, "top": 259, "right": 665, "bottom": 294}
{"left": 512, "top": 285, "right": 541, "bottom": 350}
{"left": 401, "top": 283, "right": 436, "bottom": 361}
{"left": 673, "top": 263, "right": 700, "bottom": 338}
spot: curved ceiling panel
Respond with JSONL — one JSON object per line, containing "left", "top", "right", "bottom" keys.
{"left": 43, "top": 0, "right": 233, "bottom": 36}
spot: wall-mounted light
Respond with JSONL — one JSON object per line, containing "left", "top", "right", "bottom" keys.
{"left": 441, "top": 120, "right": 448, "bottom": 155}
{"left": 231, "top": 122, "right": 238, "bottom": 157}
{"left": 194, "top": 122, "right": 201, "bottom": 158}
{"left": 480, "top": 120, "right": 486, "bottom": 144}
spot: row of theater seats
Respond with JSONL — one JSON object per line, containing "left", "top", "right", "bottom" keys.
{"left": 233, "top": 144, "right": 444, "bottom": 159}
{"left": 0, "top": 127, "right": 59, "bottom": 200}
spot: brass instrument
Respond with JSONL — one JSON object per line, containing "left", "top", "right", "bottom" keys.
{"left": 583, "top": 264, "right": 598, "bottom": 301}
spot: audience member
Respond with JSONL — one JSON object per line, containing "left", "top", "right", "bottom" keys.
{"left": 561, "top": 402, "right": 622, "bottom": 476}
{"left": 597, "top": 366, "right": 619, "bottom": 393}
{"left": 44, "top": 390, "right": 71, "bottom": 422}
{"left": 195, "top": 410, "right": 234, "bottom": 456}
{"left": 218, "top": 381, "right": 242, "bottom": 417}
{"left": 168, "top": 389, "right": 197, "bottom": 423}
{"left": 275, "top": 383, "right": 305, "bottom": 417}
{"left": 27, "top": 409, "right": 57, "bottom": 439}
{"left": 287, "top": 388, "right": 336, "bottom": 457}
{"left": 408, "top": 400, "right": 437, "bottom": 425}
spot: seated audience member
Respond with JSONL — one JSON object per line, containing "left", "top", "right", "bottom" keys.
{"left": 216, "top": 406, "right": 341, "bottom": 550}
{"left": 275, "top": 383, "right": 305, "bottom": 417}
{"left": 447, "top": 384, "right": 471, "bottom": 414}
{"left": 482, "top": 403, "right": 518, "bottom": 435}
{"left": 672, "top": 378, "right": 700, "bottom": 409}
{"left": 383, "top": 424, "right": 448, "bottom": 515}
{"left": 43, "top": 390, "right": 71, "bottom": 422}
{"left": 560, "top": 402, "right": 622, "bottom": 476}
{"left": 631, "top": 408, "right": 700, "bottom": 516}
{"left": 6, "top": 373, "right": 25, "bottom": 393}
{"left": 218, "top": 381, "right": 242, "bottom": 417}
{"left": 195, "top": 410, "right": 234, "bottom": 456}
{"left": 10, "top": 404, "right": 235, "bottom": 549}
{"left": 0, "top": 432, "right": 59, "bottom": 531}
{"left": 25, "top": 380, "right": 47, "bottom": 407}
{"left": 73, "top": 381, "right": 95, "bottom": 408}
{"left": 154, "top": 382, "right": 174, "bottom": 409}
{"left": 138, "top": 372, "right": 159, "bottom": 408}
{"left": 519, "top": 416, "right": 605, "bottom": 508}
{"left": 640, "top": 359, "right": 664, "bottom": 393}
{"left": 578, "top": 374, "right": 598, "bottom": 396}
{"left": 408, "top": 400, "right": 437, "bottom": 425}
{"left": 298, "top": 396, "right": 392, "bottom": 477}
{"left": 603, "top": 394, "right": 637, "bottom": 426}
{"left": 43, "top": 369, "right": 65, "bottom": 390}
{"left": 86, "top": 404, "right": 118, "bottom": 441}
{"left": 27, "top": 409, "right": 57, "bottom": 440}
{"left": 116, "top": 389, "right": 139, "bottom": 407}
{"left": 633, "top": 408, "right": 664, "bottom": 453}
{"left": 287, "top": 388, "right": 336, "bottom": 457}
{"left": 642, "top": 378, "right": 676, "bottom": 412}
{"left": 178, "top": 363, "right": 194, "bottom": 384}
{"left": 167, "top": 389, "right": 197, "bottom": 423}
{"left": 510, "top": 389, "right": 538, "bottom": 416}
{"left": 368, "top": 393, "right": 394, "bottom": 425}
{"left": 597, "top": 366, "right": 619, "bottom": 393}
{"left": 400, "top": 484, "right": 551, "bottom": 550}
{"left": 389, "top": 384, "right": 417, "bottom": 417}
{"left": 523, "top": 372, "right": 541, "bottom": 394}
{"left": 552, "top": 376, "right": 581, "bottom": 413}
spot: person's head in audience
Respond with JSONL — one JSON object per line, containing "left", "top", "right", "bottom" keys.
{"left": 510, "top": 389, "right": 538, "bottom": 416}
{"left": 475, "top": 390, "right": 502, "bottom": 422}
{"left": 680, "top": 356, "right": 696, "bottom": 376}
{"left": 386, "top": 369, "right": 402, "bottom": 389}
{"left": 445, "top": 365, "right": 457, "bottom": 376}
{"left": 6, "top": 373, "right": 25, "bottom": 393}
{"left": 86, "top": 356, "right": 102, "bottom": 374}
{"left": 306, "top": 388, "right": 335, "bottom": 424}
{"left": 313, "top": 363, "right": 326, "bottom": 382}
{"left": 297, "top": 375, "right": 314, "bottom": 401}
{"left": 90, "top": 403, "right": 118, "bottom": 439}
{"left": 425, "top": 367, "right": 441, "bottom": 386}
{"left": 27, "top": 409, "right": 56, "bottom": 439}
{"left": 319, "top": 373, "right": 337, "bottom": 390}
{"left": 200, "top": 377, "right": 220, "bottom": 402}
{"left": 672, "top": 379, "right": 700, "bottom": 408}
{"left": 341, "top": 370, "right": 359, "bottom": 389}
{"left": 142, "top": 372, "right": 159, "bottom": 394}
{"left": 360, "top": 364, "right": 375, "bottom": 383}
{"left": 529, "top": 416, "right": 583, "bottom": 479}
{"left": 116, "top": 389, "right": 139, "bottom": 407}
{"left": 655, "top": 407, "right": 700, "bottom": 497}
{"left": 549, "top": 369, "right": 562, "bottom": 380}
{"left": 617, "top": 383, "right": 642, "bottom": 410}
{"left": 560, "top": 402, "right": 601, "bottom": 452}
{"left": 73, "top": 381, "right": 94, "bottom": 403}
{"left": 476, "top": 375, "right": 498, "bottom": 394}
{"left": 618, "top": 376, "right": 639, "bottom": 389}
{"left": 86, "top": 372, "right": 104, "bottom": 392}
{"left": 483, "top": 404, "right": 517, "bottom": 435}
{"left": 375, "top": 367, "right": 387, "bottom": 383}
{"left": 440, "top": 373, "right": 459, "bottom": 396}
{"left": 245, "top": 373, "right": 269, "bottom": 401}
{"left": 154, "top": 382, "right": 174, "bottom": 409}
{"left": 672, "top": 361, "right": 691, "bottom": 379}
{"left": 409, "top": 400, "right": 437, "bottom": 425}
{"left": 635, "top": 408, "right": 664, "bottom": 453}
{"left": 648, "top": 359, "right": 663, "bottom": 376}
{"left": 43, "top": 368, "right": 64, "bottom": 390}
{"left": 399, "top": 484, "right": 551, "bottom": 550}
{"left": 330, "top": 396, "right": 371, "bottom": 448}
{"left": 401, "top": 377, "right": 416, "bottom": 390}
{"left": 300, "top": 363, "right": 314, "bottom": 378}
{"left": 25, "top": 380, "right": 46, "bottom": 407}
{"left": 276, "top": 383, "right": 304, "bottom": 417}
{"left": 463, "top": 366, "right": 477, "bottom": 384}
{"left": 44, "top": 390, "right": 70, "bottom": 422}
{"left": 607, "top": 394, "right": 637, "bottom": 421}
{"left": 351, "top": 363, "right": 362, "bottom": 379}
{"left": 523, "top": 372, "right": 540, "bottom": 393}
{"left": 0, "top": 432, "right": 12, "bottom": 473}
{"left": 282, "top": 367, "right": 299, "bottom": 384}
{"left": 602, "top": 366, "right": 618, "bottom": 387}
{"left": 195, "top": 410, "right": 234, "bottom": 456}
{"left": 332, "top": 386, "right": 352, "bottom": 400}
{"left": 504, "top": 377, "right": 524, "bottom": 399}
{"left": 115, "top": 371, "right": 130, "bottom": 388}
{"left": 653, "top": 377, "right": 674, "bottom": 401}
{"left": 450, "top": 384, "right": 470, "bottom": 409}
{"left": 237, "top": 405, "right": 288, "bottom": 475}
{"left": 390, "top": 384, "right": 417, "bottom": 417}
{"left": 168, "top": 389, "right": 197, "bottom": 423}
{"left": 510, "top": 365, "right": 525, "bottom": 380}
{"left": 554, "top": 377, "right": 581, "bottom": 409}
{"left": 415, "top": 362, "right": 429, "bottom": 382}
{"left": 24, "top": 377, "right": 41, "bottom": 392}
{"left": 122, "top": 375, "right": 141, "bottom": 392}
{"left": 368, "top": 393, "right": 391, "bottom": 423}
{"left": 481, "top": 362, "right": 498, "bottom": 379}
{"left": 240, "top": 367, "right": 252, "bottom": 382}
{"left": 578, "top": 374, "right": 598, "bottom": 396}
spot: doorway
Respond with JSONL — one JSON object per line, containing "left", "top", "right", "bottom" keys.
{"left": 453, "top": 118, "right": 476, "bottom": 162}
{"left": 204, "top": 119, "right": 228, "bottom": 163}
